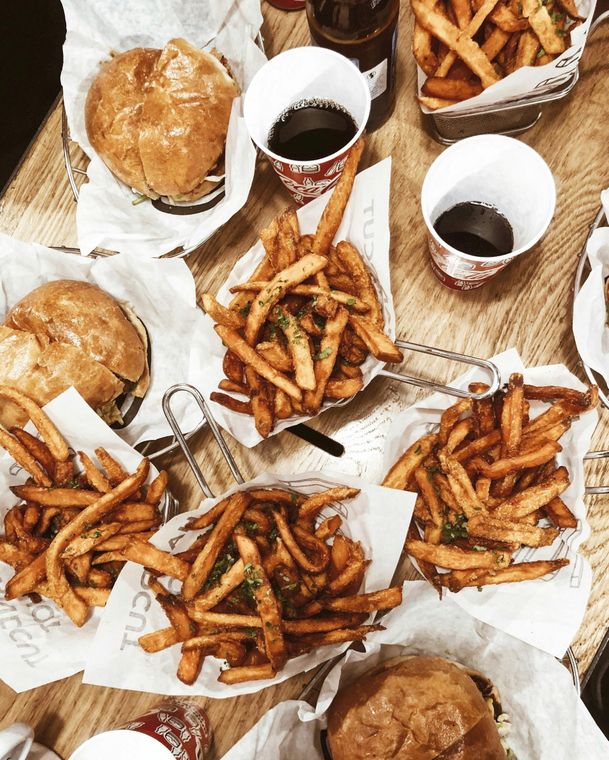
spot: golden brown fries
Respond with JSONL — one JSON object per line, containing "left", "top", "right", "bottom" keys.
{"left": 202, "top": 139, "right": 402, "bottom": 438}
{"left": 383, "top": 374, "right": 597, "bottom": 592}
{"left": 122, "top": 485, "right": 402, "bottom": 686}
{"left": 411, "top": 0, "right": 586, "bottom": 109}
{"left": 0, "top": 388, "right": 166, "bottom": 626}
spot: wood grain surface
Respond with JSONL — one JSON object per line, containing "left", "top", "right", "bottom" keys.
{"left": 0, "top": 4, "right": 608, "bottom": 758}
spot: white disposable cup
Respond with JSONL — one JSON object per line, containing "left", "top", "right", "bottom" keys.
{"left": 0, "top": 723, "right": 33, "bottom": 760}
{"left": 421, "top": 134, "right": 556, "bottom": 290}
{"left": 68, "top": 731, "right": 173, "bottom": 760}
{"left": 244, "top": 46, "right": 371, "bottom": 204}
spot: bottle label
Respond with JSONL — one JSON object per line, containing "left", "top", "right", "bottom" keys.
{"left": 361, "top": 58, "right": 388, "bottom": 100}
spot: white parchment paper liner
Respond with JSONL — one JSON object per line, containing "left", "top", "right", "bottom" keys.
{"left": 83, "top": 470, "right": 415, "bottom": 697}
{"left": 194, "top": 157, "right": 396, "bottom": 448}
{"left": 60, "top": 0, "right": 266, "bottom": 258}
{"left": 221, "top": 581, "right": 609, "bottom": 760}
{"left": 419, "top": 0, "right": 596, "bottom": 114}
{"left": 573, "top": 188, "right": 609, "bottom": 385}
{"left": 0, "top": 234, "right": 208, "bottom": 447}
{"left": 0, "top": 388, "right": 158, "bottom": 692}
{"left": 382, "top": 348, "right": 597, "bottom": 658}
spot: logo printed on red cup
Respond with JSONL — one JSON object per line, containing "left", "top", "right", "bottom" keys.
{"left": 68, "top": 702, "right": 211, "bottom": 760}
{"left": 244, "top": 47, "right": 371, "bottom": 205}
{"left": 421, "top": 135, "right": 556, "bottom": 291}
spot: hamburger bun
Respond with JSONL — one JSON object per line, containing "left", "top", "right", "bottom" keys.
{"left": 2, "top": 280, "right": 149, "bottom": 426}
{"left": 0, "top": 327, "right": 124, "bottom": 428}
{"left": 85, "top": 39, "right": 239, "bottom": 202}
{"left": 326, "top": 655, "right": 507, "bottom": 760}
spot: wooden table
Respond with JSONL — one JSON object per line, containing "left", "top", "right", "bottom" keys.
{"left": 1, "top": 5, "right": 608, "bottom": 758}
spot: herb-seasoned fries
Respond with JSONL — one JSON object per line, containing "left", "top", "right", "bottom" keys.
{"left": 383, "top": 374, "right": 597, "bottom": 593}
{"left": 202, "top": 138, "right": 402, "bottom": 438}
{"left": 121, "top": 485, "right": 401, "bottom": 686}
{"left": 0, "top": 386, "right": 166, "bottom": 626}
{"left": 411, "top": 0, "right": 586, "bottom": 110}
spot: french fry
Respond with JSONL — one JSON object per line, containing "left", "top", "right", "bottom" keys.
{"left": 274, "top": 511, "right": 330, "bottom": 573}
{"left": 218, "top": 663, "right": 276, "bottom": 685}
{"left": 145, "top": 470, "right": 168, "bottom": 506}
{"left": 95, "top": 448, "right": 128, "bottom": 486}
{"left": 0, "top": 429, "right": 52, "bottom": 487}
{"left": 473, "top": 441, "right": 561, "bottom": 479}
{"left": 235, "top": 535, "right": 287, "bottom": 670}
{"left": 210, "top": 392, "right": 253, "bottom": 415}
{"left": 414, "top": 0, "right": 500, "bottom": 85}
{"left": 274, "top": 307, "right": 316, "bottom": 391}
{"left": 544, "top": 496, "right": 577, "bottom": 529}
{"left": 299, "top": 486, "right": 360, "bottom": 521}
{"left": 61, "top": 522, "right": 123, "bottom": 559}
{"left": 382, "top": 433, "right": 438, "bottom": 490}
{"left": 79, "top": 451, "right": 111, "bottom": 493}
{"left": 406, "top": 539, "right": 511, "bottom": 570}
{"left": 312, "top": 138, "right": 365, "bottom": 259}
{"left": 177, "top": 649, "right": 204, "bottom": 686}
{"left": 120, "top": 539, "right": 191, "bottom": 581}
{"left": 320, "top": 586, "right": 402, "bottom": 613}
{"left": 492, "top": 467, "right": 569, "bottom": 519}
{"left": 0, "top": 386, "right": 69, "bottom": 461}
{"left": 244, "top": 255, "right": 328, "bottom": 345}
{"left": 422, "top": 77, "right": 483, "bottom": 100}
{"left": 10, "top": 427, "right": 56, "bottom": 480}
{"left": 522, "top": 0, "right": 566, "bottom": 54}
{"left": 443, "top": 559, "right": 569, "bottom": 589}
{"left": 348, "top": 314, "right": 403, "bottom": 363}
{"left": 245, "top": 367, "right": 275, "bottom": 439}
{"left": 139, "top": 627, "right": 181, "bottom": 653}
{"left": 286, "top": 625, "right": 383, "bottom": 657}
{"left": 215, "top": 325, "right": 302, "bottom": 401}
{"left": 439, "top": 399, "right": 472, "bottom": 447}
{"left": 413, "top": 20, "right": 439, "bottom": 75}
{"left": 439, "top": 452, "right": 485, "bottom": 518}
{"left": 202, "top": 293, "right": 245, "bottom": 330}
{"left": 335, "top": 241, "right": 383, "bottom": 326}
{"left": 10, "top": 486, "right": 99, "bottom": 507}
{"left": 467, "top": 515, "right": 559, "bottom": 547}
{"left": 515, "top": 30, "right": 540, "bottom": 66}
{"left": 303, "top": 306, "right": 349, "bottom": 414}
{"left": 182, "top": 491, "right": 251, "bottom": 600}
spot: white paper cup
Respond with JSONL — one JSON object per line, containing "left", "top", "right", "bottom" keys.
{"left": 421, "top": 134, "right": 556, "bottom": 290}
{"left": 244, "top": 46, "right": 371, "bottom": 204}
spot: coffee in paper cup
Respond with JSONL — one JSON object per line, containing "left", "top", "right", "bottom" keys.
{"left": 421, "top": 135, "right": 556, "bottom": 290}
{"left": 244, "top": 46, "right": 370, "bottom": 204}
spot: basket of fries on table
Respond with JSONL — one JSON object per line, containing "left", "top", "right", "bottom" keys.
{"left": 384, "top": 370, "right": 597, "bottom": 596}
{"left": 410, "top": 0, "right": 593, "bottom": 140}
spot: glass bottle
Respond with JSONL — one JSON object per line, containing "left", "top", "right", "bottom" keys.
{"left": 305, "top": 0, "right": 400, "bottom": 131}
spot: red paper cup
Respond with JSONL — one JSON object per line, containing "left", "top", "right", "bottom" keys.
{"left": 244, "top": 47, "right": 371, "bottom": 205}
{"left": 68, "top": 702, "right": 211, "bottom": 760}
{"left": 421, "top": 135, "right": 556, "bottom": 291}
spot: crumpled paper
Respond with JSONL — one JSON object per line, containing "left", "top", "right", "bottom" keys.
{"left": 419, "top": 0, "right": 596, "bottom": 114}
{"left": 83, "top": 469, "right": 415, "bottom": 697}
{"left": 0, "top": 388, "right": 158, "bottom": 692}
{"left": 194, "top": 157, "right": 396, "bottom": 448}
{"left": 60, "top": 0, "right": 266, "bottom": 258}
{"left": 382, "top": 348, "right": 597, "bottom": 658}
{"left": 0, "top": 234, "right": 207, "bottom": 448}
{"left": 221, "top": 582, "right": 609, "bottom": 760}
{"left": 573, "top": 188, "right": 609, "bottom": 385}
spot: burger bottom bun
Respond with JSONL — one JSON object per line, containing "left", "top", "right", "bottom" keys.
{"left": 326, "top": 655, "right": 506, "bottom": 760}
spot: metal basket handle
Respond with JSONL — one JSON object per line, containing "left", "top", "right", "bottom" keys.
{"left": 378, "top": 340, "right": 501, "bottom": 399}
{"left": 162, "top": 383, "right": 244, "bottom": 498}
{"left": 584, "top": 450, "right": 609, "bottom": 495}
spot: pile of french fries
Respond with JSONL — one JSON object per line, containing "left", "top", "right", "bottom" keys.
{"left": 0, "top": 386, "right": 166, "bottom": 626}
{"left": 202, "top": 137, "right": 403, "bottom": 438}
{"left": 383, "top": 374, "right": 597, "bottom": 592}
{"left": 122, "top": 485, "right": 403, "bottom": 686}
{"left": 412, "top": 0, "right": 585, "bottom": 110}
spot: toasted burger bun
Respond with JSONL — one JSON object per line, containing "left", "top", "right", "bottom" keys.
{"left": 326, "top": 655, "right": 507, "bottom": 760}
{"left": 0, "top": 327, "right": 124, "bottom": 429}
{"left": 5, "top": 280, "right": 148, "bottom": 391}
{"left": 85, "top": 39, "right": 239, "bottom": 202}
{"left": 85, "top": 47, "right": 161, "bottom": 198}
